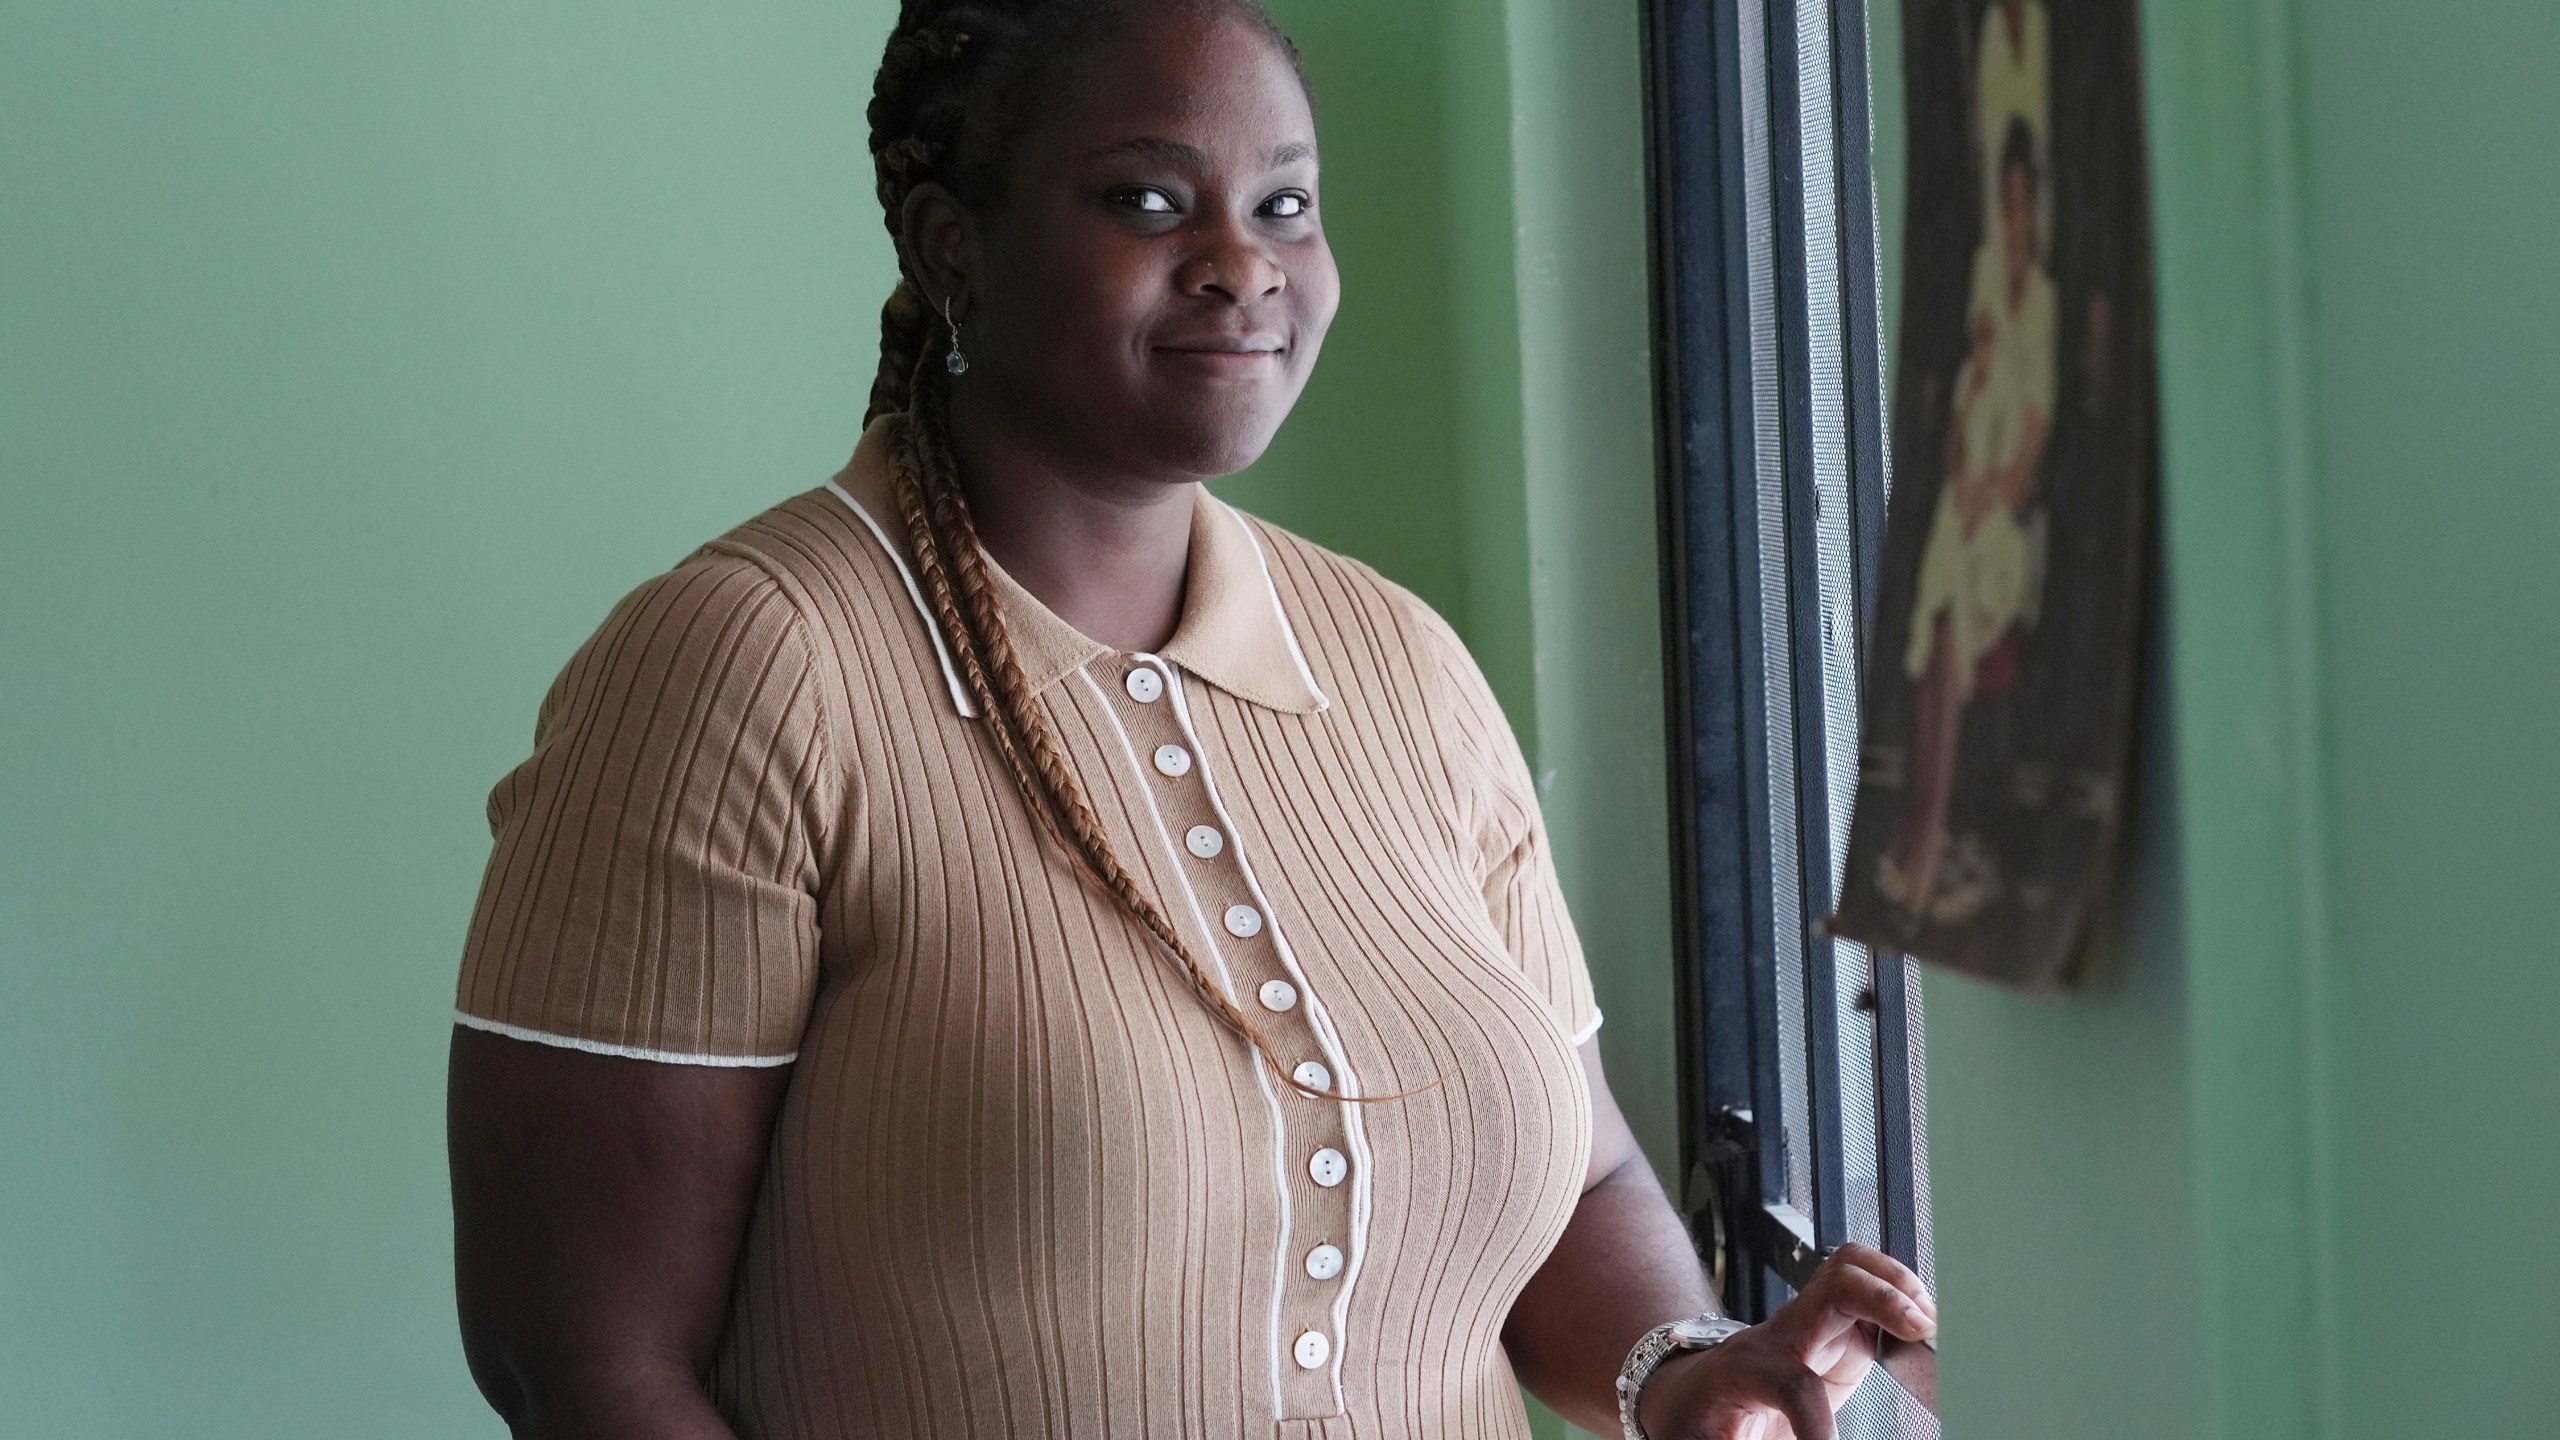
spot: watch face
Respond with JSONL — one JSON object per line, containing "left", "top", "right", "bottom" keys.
{"left": 1670, "top": 1318, "right": 1724, "bottom": 1343}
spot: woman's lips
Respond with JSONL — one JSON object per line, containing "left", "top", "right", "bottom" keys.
{"left": 1154, "top": 339, "right": 1287, "bottom": 376}
{"left": 1155, "top": 331, "right": 1287, "bottom": 354}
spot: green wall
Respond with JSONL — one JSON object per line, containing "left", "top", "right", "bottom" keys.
{"left": 1898, "top": 0, "right": 2560, "bottom": 1435}
{"left": 2, "top": 5, "right": 901, "bottom": 1433}
{"left": 2295, "top": 3, "right": 2560, "bottom": 1435}
{"left": 1, "top": 3, "right": 1672, "bottom": 1436}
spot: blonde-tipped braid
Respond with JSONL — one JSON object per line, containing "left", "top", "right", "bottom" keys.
{"left": 883, "top": 346, "right": 1356, "bottom": 1100}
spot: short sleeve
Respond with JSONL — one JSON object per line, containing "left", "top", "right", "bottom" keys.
{"left": 1411, "top": 606, "right": 1603, "bottom": 1047}
{"left": 454, "top": 550, "right": 839, "bottom": 1065}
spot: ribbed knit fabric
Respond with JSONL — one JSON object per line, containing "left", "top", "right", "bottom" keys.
{"left": 456, "top": 419, "right": 1601, "bottom": 1440}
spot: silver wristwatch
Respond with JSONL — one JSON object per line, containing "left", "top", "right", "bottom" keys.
{"left": 1616, "top": 1316, "right": 1752, "bottom": 1440}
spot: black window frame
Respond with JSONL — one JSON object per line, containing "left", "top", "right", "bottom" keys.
{"left": 1641, "top": 0, "right": 1933, "bottom": 1421}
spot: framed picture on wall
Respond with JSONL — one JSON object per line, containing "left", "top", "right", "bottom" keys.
{"left": 1828, "top": 0, "right": 2157, "bottom": 989}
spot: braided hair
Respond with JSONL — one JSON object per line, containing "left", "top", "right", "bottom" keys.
{"left": 862, "top": 0, "right": 1346, "bottom": 1098}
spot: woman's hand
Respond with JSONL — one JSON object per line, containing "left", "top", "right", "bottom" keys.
{"left": 1635, "top": 1244, "right": 1936, "bottom": 1440}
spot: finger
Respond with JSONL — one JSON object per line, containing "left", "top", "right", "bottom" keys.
{"left": 1822, "top": 1244, "right": 1935, "bottom": 1318}
{"left": 1804, "top": 1263, "right": 1937, "bottom": 1343}
{"left": 1773, "top": 1370, "right": 1838, "bottom": 1440}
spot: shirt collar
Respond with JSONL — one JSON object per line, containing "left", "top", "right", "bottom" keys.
{"left": 831, "top": 418, "right": 1331, "bottom": 719}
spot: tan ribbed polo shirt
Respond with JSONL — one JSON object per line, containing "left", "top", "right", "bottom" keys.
{"left": 456, "top": 418, "right": 1602, "bottom": 1440}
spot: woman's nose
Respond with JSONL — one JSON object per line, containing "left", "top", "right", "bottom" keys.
{"left": 1179, "top": 235, "right": 1286, "bottom": 303}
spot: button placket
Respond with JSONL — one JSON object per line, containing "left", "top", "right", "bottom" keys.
{"left": 1104, "top": 656, "right": 1363, "bottom": 1413}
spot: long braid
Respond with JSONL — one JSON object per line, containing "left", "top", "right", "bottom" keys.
{"left": 865, "top": 0, "right": 1351, "bottom": 1099}
{"left": 889, "top": 379, "right": 1305, "bottom": 1078}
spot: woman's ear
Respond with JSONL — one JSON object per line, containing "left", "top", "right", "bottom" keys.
{"left": 898, "top": 183, "right": 978, "bottom": 306}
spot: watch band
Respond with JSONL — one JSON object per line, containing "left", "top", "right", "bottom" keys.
{"left": 1616, "top": 1316, "right": 1752, "bottom": 1440}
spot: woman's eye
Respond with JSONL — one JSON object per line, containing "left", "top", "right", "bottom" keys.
{"left": 1262, "top": 192, "right": 1312, "bottom": 219}
{"left": 1114, "top": 186, "right": 1178, "bottom": 214}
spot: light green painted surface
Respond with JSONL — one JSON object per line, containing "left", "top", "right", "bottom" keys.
{"left": 1, "top": 2, "right": 1671, "bottom": 1437}
{"left": 1486, "top": 4, "right": 1672, "bottom": 1433}
{"left": 2294, "top": 4, "right": 2560, "bottom": 1436}
{"left": 1497, "top": 0, "right": 1677, "bottom": 1180}
{"left": 1915, "top": 732, "right": 2207, "bottom": 1439}
{"left": 2, "top": 4, "right": 900, "bottom": 1434}
{"left": 2142, "top": 0, "right": 2341, "bottom": 1432}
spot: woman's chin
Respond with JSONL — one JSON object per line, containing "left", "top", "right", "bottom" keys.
{"left": 1138, "top": 408, "right": 1296, "bottom": 481}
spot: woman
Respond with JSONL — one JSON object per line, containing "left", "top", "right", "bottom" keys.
{"left": 1887, "top": 116, "right": 2055, "bottom": 925}
{"left": 446, "top": 3, "right": 1934, "bottom": 1438}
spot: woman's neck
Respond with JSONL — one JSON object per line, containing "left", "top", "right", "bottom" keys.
{"left": 945, "top": 399, "right": 1198, "bottom": 655}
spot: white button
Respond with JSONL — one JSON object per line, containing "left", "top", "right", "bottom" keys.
{"left": 1304, "top": 1243, "right": 1345, "bottom": 1281}
{"left": 1293, "top": 1329, "right": 1331, "bottom": 1369}
{"left": 1224, "top": 904, "right": 1264, "bottom": 938}
{"left": 1152, "top": 744, "right": 1192, "bottom": 777}
{"left": 1309, "top": 1147, "right": 1348, "bottom": 1188}
{"left": 1258, "top": 978, "right": 1298, "bottom": 1011}
{"left": 1124, "top": 667, "right": 1164, "bottom": 704}
{"left": 1292, "top": 1060, "right": 1332, "bottom": 1092}
{"left": 1185, "top": 825, "right": 1225, "bottom": 858}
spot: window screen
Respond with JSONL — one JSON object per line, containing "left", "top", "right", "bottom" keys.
{"left": 1642, "top": 0, "right": 1935, "bottom": 1431}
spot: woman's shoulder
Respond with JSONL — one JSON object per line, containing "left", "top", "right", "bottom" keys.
{"left": 557, "top": 487, "right": 856, "bottom": 652}
{"left": 548, "top": 483, "right": 928, "bottom": 729}
{"left": 518, "top": 512, "right": 839, "bottom": 766}
{"left": 1210, "top": 497, "right": 1497, "bottom": 724}
{"left": 618, "top": 478, "right": 965, "bottom": 707}
{"left": 692, "top": 485, "right": 910, "bottom": 618}
{"left": 1215, "top": 497, "right": 1475, "bottom": 660}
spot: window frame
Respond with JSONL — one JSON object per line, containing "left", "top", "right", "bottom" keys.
{"left": 1640, "top": 0, "right": 1930, "bottom": 1380}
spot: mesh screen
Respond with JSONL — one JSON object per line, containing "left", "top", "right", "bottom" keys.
{"left": 1841, "top": 1367, "right": 1942, "bottom": 1439}
{"left": 1903, "top": 956, "right": 1935, "bottom": 1289}
{"left": 1792, "top": 0, "right": 1891, "bottom": 1265}
{"left": 1777, "top": 1, "right": 1932, "bottom": 1434}
{"left": 1736, "top": 0, "right": 1818, "bottom": 1217}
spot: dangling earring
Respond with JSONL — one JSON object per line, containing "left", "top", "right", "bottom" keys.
{"left": 940, "top": 293, "right": 969, "bottom": 375}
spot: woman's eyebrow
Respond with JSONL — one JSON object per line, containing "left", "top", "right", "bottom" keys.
{"left": 1086, "top": 136, "right": 1318, "bottom": 170}
{"left": 1089, "top": 136, "right": 1208, "bottom": 168}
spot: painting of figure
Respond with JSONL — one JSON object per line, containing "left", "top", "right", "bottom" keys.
{"left": 1830, "top": 0, "right": 2155, "bottom": 988}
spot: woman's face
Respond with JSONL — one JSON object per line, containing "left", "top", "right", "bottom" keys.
{"left": 938, "top": 10, "right": 1338, "bottom": 482}
{"left": 2000, "top": 162, "right": 2038, "bottom": 287}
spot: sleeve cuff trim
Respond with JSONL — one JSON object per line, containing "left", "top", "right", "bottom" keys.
{"left": 452, "top": 1010, "right": 798, "bottom": 1068}
{"left": 1569, "top": 1009, "right": 1604, "bottom": 1047}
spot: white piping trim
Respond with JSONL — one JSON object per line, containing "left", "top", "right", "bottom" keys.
{"left": 1570, "top": 1009, "right": 1605, "bottom": 1048}
{"left": 823, "top": 477, "right": 979, "bottom": 719}
{"left": 1075, "top": 663, "right": 1293, "bottom": 1416}
{"left": 1161, "top": 666, "right": 1367, "bottom": 1413}
{"left": 452, "top": 1010, "right": 797, "bottom": 1068}
{"left": 1220, "top": 503, "right": 1332, "bottom": 714}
